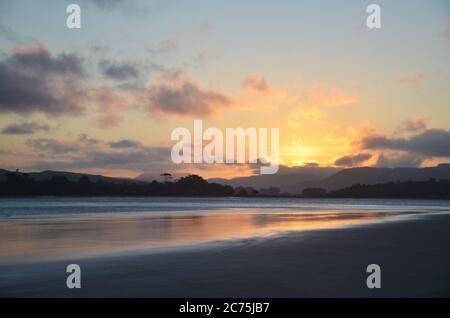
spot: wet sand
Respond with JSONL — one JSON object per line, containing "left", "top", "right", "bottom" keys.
{"left": 1, "top": 213, "right": 450, "bottom": 297}
{"left": 0, "top": 210, "right": 413, "bottom": 262}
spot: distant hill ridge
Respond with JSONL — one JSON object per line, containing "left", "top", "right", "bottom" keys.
{"left": 0, "top": 169, "right": 140, "bottom": 184}
{"left": 2, "top": 164, "right": 450, "bottom": 195}
{"left": 308, "top": 164, "right": 450, "bottom": 191}
{"left": 207, "top": 166, "right": 341, "bottom": 193}
{"left": 209, "top": 164, "right": 450, "bottom": 194}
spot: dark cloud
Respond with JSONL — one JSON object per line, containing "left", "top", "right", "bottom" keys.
{"left": 26, "top": 138, "right": 81, "bottom": 154}
{"left": 99, "top": 60, "right": 140, "bottom": 81}
{"left": 109, "top": 139, "right": 142, "bottom": 148}
{"left": 361, "top": 129, "right": 450, "bottom": 157}
{"left": 0, "top": 44, "right": 86, "bottom": 115}
{"left": 148, "top": 74, "right": 231, "bottom": 116}
{"left": 402, "top": 118, "right": 427, "bottom": 133}
{"left": 334, "top": 153, "right": 372, "bottom": 167}
{"left": 9, "top": 45, "right": 84, "bottom": 76}
{"left": 1, "top": 122, "right": 49, "bottom": 135}
{"left": 82, "top": 148, "right": 168, "bottom": 167}
{"left": 78, "top": 133, "right": 101, "bottom": 145}
{"left": 29, "top": 146, "right": 172, "bottom": 172}
{"left": 374, "top": 153, "right": 424, "bottom": 168}
{"left": 25, "top": 135, "right": 169, "bottom": 171}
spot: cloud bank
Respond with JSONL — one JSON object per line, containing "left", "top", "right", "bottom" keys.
{"left": 0, "top": 44, "right": 86, "bottom": 116}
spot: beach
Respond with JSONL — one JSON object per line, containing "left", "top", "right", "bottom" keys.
{"left": 1, "top": 199, "right": 449, "bottom": 297}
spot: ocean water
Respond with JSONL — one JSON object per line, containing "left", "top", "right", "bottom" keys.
{"left": 1, "top": 196, "right": 450, "bottom": 217}
{"left": 1, "top": 197, "right": 449, "bottom": 262}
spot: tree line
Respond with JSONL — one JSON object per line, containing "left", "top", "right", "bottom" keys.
{"left": 302, "top": 179, "right": 450, "bottom": 199}
{"left": 0, "top": 172, "right": 234, "bottom": 197}
{"left": 2, "top": 171, "right": 450, "bottom": 199}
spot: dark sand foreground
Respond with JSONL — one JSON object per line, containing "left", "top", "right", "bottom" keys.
{"left": 1, "top": 214, "right": 450, "bottom": 297}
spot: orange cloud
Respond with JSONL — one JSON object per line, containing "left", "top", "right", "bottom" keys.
{"left": 288, "top": 84, "right": 358, "bottom": 127}
{"left": 288, "top": 107, "right": 327, "bottom": 127}
{"left": 306, "top": 85, "right": 359, "bottom": 107}
{"left": 234, "top": 73, "right": 292, "bottom": 112}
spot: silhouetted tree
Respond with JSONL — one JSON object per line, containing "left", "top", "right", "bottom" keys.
{"left": 0, "top": 172, "right": 234, "bottom": 197}
{"left": 160, "top": 173, "right": 173, "bottom": 183}
{"left": 302, "top": 188, "right": 327, "bottom": 198}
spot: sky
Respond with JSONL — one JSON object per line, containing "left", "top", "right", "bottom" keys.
{"left": 0, "top": 0, "right": 449, "bottom": 178}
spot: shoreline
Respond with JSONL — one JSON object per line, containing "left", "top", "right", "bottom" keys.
{"left": 1, "top": 194, "right": 450, "bottom": 200}
{"left": 1, "top": 212, "right": 450, "bottom": 297}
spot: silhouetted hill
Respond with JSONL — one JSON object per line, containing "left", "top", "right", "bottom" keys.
{"left": 302, "top": 179, "right": 450, "bottom": 199}
{"left": 3, "top": 165, "right": 450, "bottom": 198}
{"left": 299, "top": 164, "right": 450, "bottom": 193}
{"left": 208, "top": 166, "right": 340, "bottom": 193}
{"left": 209, "top": 173, "right": 317, "bottom": 190}
{"left": 208, "top": 164, "right": 450, "bottom": 194}
{"left": 0, "top": 169, "right": 139, "bottom": 184}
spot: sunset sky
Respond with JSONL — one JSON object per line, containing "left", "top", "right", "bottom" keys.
{"left": 0, "top": 0, "right": 449, "bottom": 178}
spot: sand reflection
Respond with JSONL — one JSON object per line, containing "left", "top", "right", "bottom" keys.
{"left": 0, "top": 210, "right": 406, "bottom": 262}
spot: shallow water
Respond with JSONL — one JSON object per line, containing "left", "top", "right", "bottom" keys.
{"left": 1, "top": 197, "right": 449, "bottom": 262}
